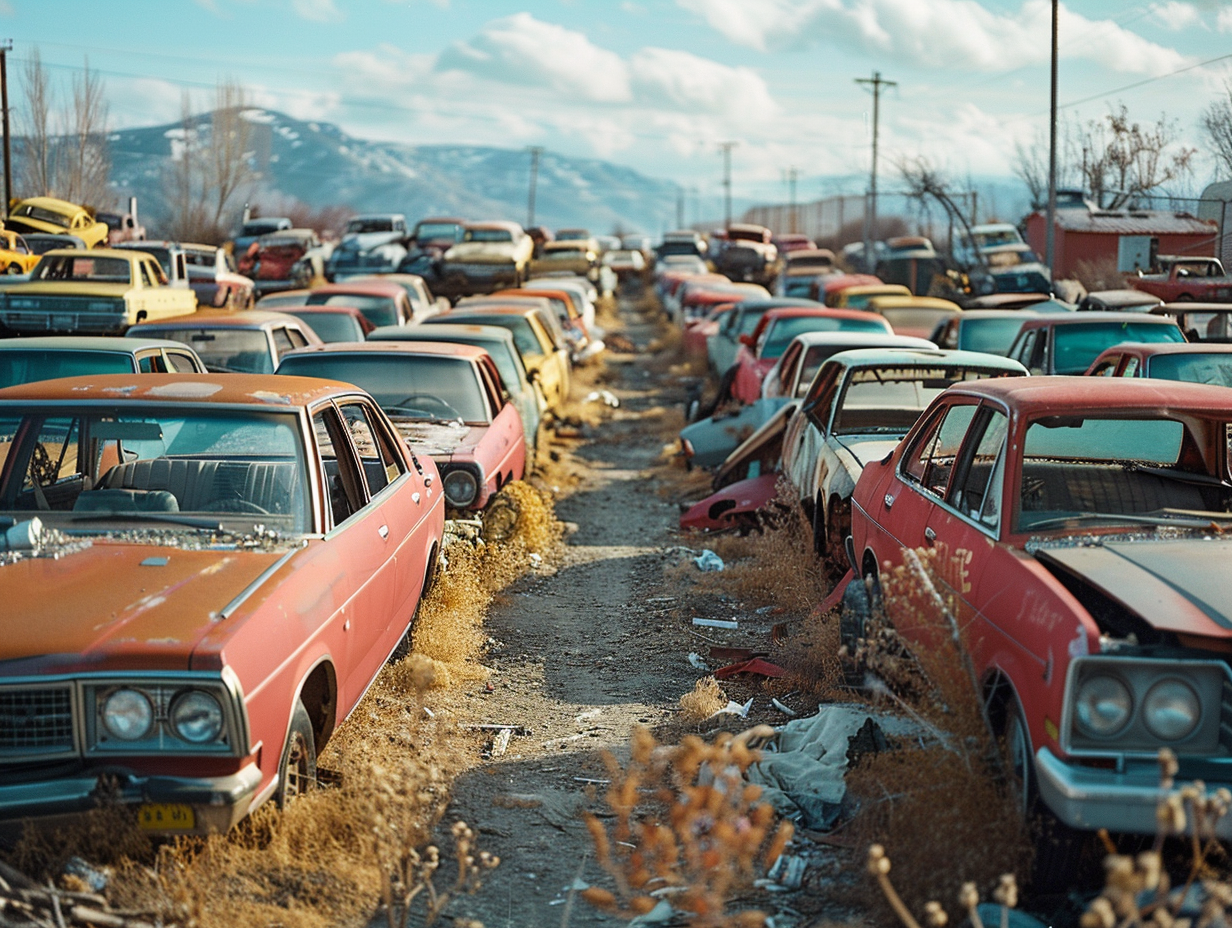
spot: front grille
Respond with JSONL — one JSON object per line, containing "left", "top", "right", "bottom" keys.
{"left": 1219, "top": 675, "right": 1232, "bottom": 754}
{"left": 0, "top": 686, "right": 74, "bottom": 755}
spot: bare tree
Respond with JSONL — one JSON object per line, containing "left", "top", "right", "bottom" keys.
{"left": 1201, "top": 80, "right": 1232, "bottom": 180}
{"left": 62, "top": 58, "right": 111, "bottom": 207}
{"left": 1074, "top": 104, "right": 1193, "bottom": 209}
{"left": 15, "top": 48, "right": 56, "bottom": 198}
{"left": 205, "top": 80, "right": 255, "bottom": 231}
{"left": 162, "top": 92, "right": 213, "bottom": 242}
{"left": 1012, "top": 128, "right": 1052, "bottom": 212}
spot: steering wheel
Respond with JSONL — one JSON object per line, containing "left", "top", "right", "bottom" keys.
{"left": 389, "top": 394, "right": 461, "bottom": 419}
{"left": 28, "top": 443, "right": 58, "bottom": 487}
{"left": 200, "top": 498, "right": 270, "bottom": 514}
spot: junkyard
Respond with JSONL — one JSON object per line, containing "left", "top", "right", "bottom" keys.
{"left": 7, "top": 4, "right": 1232, "bottom": 928}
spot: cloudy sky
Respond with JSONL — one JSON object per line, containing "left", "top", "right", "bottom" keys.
{"left": 8, "top": 0, "right": 1232, "bottom": 206}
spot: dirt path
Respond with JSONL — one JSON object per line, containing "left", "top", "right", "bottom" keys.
{"left": 434, "top": 294, "right": 706, "bottom": 928}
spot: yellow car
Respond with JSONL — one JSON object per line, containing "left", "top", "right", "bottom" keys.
{"left": 0, "top": 230, "right": 39, "bottom": 274}
{"left": 6, "top": 197, "right": 109, "bottom": 248}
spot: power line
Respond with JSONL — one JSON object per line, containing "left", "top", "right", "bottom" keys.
{"left": 1056, "top": 50, "right": 1232, "bottom": 112}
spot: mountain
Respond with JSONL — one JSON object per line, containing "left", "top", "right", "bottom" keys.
{"left": 104, "top": 108, "right": 685, "bottom": 237}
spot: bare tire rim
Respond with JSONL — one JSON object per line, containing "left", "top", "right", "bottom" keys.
{"left": 283, "top": 730, "right": 313, "bottom": 801}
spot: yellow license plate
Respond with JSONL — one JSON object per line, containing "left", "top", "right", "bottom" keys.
{"left": 137, "top": 803, "right": 195, "bottom": 831}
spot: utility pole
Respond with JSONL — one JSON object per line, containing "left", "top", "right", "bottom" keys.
{"left": 526, "top": 145, "right": 544, "bottom": 229}
{"left": 719, "top": 141, "right": 734, "bottom": 230}
{"left": 675, "top": 185, "right": 684, "bottom": 230}
{"left": 1, "top": 40, "right": 12, "bottom": 218}
{"left": 786, "top": 166, "right": 799, "bottom": 234}
{"left": 855, "top": 70, "right": 896, "bottom": 271}
{"left": 1045, "top": 0, "right": 1058, "bottom": 277}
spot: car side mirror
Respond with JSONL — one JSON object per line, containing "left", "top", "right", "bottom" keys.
{"left": 739, "top": 333, "right": 754, "bottom": 347}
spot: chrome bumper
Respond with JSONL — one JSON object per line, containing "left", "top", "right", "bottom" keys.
{"left": 0, "top": 763, "right": 263, "bottom": 836}
{"left": 1034, "top": 747, "right": 1232, "bottom": 838}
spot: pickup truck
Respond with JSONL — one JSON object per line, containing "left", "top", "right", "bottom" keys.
{"left": 715, "top": 223, "right": 779, "bottom": 287}
{"left": 1132, "top": 255, "right": 1232, "bottom": 302}
{"left": 0, "top": 248, "right": 197, "bottom": 335}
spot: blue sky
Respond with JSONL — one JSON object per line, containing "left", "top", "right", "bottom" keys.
{"left": 7, "top": 0, "right": 1232, "bottom": 207}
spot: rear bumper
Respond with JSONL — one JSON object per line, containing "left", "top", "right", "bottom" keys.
{"left": 1034, "top": 747, "right": 1232, "bottom": 838}
{"left": 0, "top": 763, "right": 264, "bottom": 837}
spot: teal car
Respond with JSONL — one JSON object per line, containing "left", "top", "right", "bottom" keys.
{"left": 0, "top": 335, "right": 205, "bottom": 388}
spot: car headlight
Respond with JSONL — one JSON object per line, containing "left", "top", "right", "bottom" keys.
{"left": 1143, "top": 679, "right": 1200, "bottom": 741}
{"left": 1075, "top": 674, "right": 1132, "bottom": 737}
{"left": 102, "top": 688, "right": 153, "bottom": 741}
{"left": 442, "top": 468, "right": 479, "bottom": 507}
{"left": 171, "top": 691, "right": 225, "bottom": 744}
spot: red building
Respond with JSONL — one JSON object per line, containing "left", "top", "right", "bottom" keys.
{"left": 1025, "top": 204, "right": 1216, "bottom": 279}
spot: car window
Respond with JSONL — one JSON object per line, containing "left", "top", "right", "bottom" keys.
{"left": 166, "top": 351, "right": 199, "bottom": 372}
{"left": 947, "top": 407, "right": 1008, "bottom": 527}
{"left": 1121, "top": 356, "right": 1140, "bottom": 377}
{"left": 286, "top": 326, "right": 310, "bottom": 349}
{"left": 137, "top": 353, "right": 161, "bottom": 374}
{"left": 1090, "top": 359, "right": 1117, "bottom": 377}
{"left": 1052, "top": 322, "right": 1185, "bottom": 374}
{"left": 903, "top": 404, "right": 979, "bottom": 496}
{"left": 338, "top": 401, "right": 403, "bottom": 495}
{"left": 139, "top": 262, "right": 153, "bottom": 287}
{"left": 21, "top": 416, "right": 82, "bottom": 497}
{"left": 313, "top": 407, "right": 363, "bottom": 528}
{"left": 272, "top": 328, "right": 296, "bottom": 359}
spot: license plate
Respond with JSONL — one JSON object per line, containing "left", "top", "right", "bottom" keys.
{"left": 137, "top": 803, "right": 195, "bottom": 831}
{"left": 51, "top": 314, "right": 76, "bottom": 330}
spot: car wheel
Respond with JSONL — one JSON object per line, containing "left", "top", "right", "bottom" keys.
{"left": 825, "top": 498, "right": 851, "bottom": 576}
{"left": 275, "top": 701, "right": 317, "bottom": 808}
{"left": 811, "top": 493, "right": 827, "bottom": 556}
{"left": 6, "top": 263, "right": 22, "bottom": 275}
{"left": 483, "top": 490, "right": 523, "bottom": 543}
{"left": 1002, "top": 701, "right": 1093, "bottom": 894}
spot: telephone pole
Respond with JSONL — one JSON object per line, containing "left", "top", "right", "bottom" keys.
{"left": 786, "top": 166, "right": 799, "bottom": 234}
{"left": 718, "top": 141, "right": 736, "bottom": 229}
{"left": 855, "top": 70, "right": 896, "bottom": 271}
{"left": 675, "top": 185, "right": 684, "bottom": 230}
{"left": 1045, "top": 0, "right": 1058, "bottom": 276}
{"left": 1, "top": 40, "right": 12, "bottom": 217}
{"left": 526, "top": 145, "right": 544, "bottom": 229}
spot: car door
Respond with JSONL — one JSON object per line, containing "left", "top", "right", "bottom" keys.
{"left": 477, "top": 356, "right": 525, "bottom": 484}
{"left": 788, "top": 363, "right": 841, "bottom": 506}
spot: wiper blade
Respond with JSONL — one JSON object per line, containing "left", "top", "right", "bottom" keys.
{"left": 68, "top": 512, "right": 226, "bottom": 530}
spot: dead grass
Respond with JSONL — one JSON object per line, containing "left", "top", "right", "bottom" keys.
{"left": 678, "top": 676, "right": 728, "bottom": 722}
{"left": 702, "top": 505, "right": 828, "bottom": 615}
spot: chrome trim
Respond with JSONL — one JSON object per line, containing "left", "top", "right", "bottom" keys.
{"left": 216, "top": 545, "right": 302, "bottom": 620}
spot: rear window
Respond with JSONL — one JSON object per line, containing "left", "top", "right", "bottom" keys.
{"left": 286, "top": 311, "right": 364, "bottom": 343}
{"left": 308, "top": 293, "right": 398, "bottom": 327}
{"left": 1053, "top": 322, "right": 1185, "bottom": 374}
{"left": 763, "top": 315, "right": 887, "bottom": 358}
{"left": 833, "top": 366, "right": 1014, "bottom": 433}
{"left": 147, "top": 328, "right": 271, "bottom": 373}
{"left": 959, "top": 317, "right": 1029, "bottom": 356}
{"left": 0, "top": 350, "right": 133, "bottom": 388}
{"left": 1147, "top": 353, "right": 1232, "bottom": 387}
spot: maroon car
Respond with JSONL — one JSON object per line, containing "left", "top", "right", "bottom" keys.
{"left": 276, "top": 341, "right": 526, "bottom": 512}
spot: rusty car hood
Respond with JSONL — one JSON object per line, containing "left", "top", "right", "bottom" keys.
{"left": 1033, "top": 536, "right": 1232, "bottom": 638}
{"left": 0, "top": 537, "right": 291, "bottom": 672}
{"left": 391, "top": 418, "right": 482, "bottom": 460}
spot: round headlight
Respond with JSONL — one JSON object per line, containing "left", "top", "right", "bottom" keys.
{"left": 1143, "top": 679, "right": 1200, "bottom": 741}
{"left": 102, "top": 689, "right": 153, "bottom": 741}
{"left": 442, "top": 469, "right": 479, "bottom": 508}
{"left": 1075, "top": 674, "right": 1132, "bottom": 738}
{"left": 171, "top": 691, "right": 224, "bottom": 744}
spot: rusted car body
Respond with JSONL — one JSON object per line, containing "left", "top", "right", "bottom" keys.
{"left": 707, "top": 298, "right": 825, "bottom": 377}
{"left": 782, "top": 348, "right": 1026, "bottom": 560}
{"left": 5, "top": 197, "right": 108, "bottom": 248}
{"left": 848, "top": 377, "right": 1232, "bottom": 857}
{"left": 127, "top": 311, "right": 322, "bottom": 374}
{"left": 0, "top": 374, "right": 444, "bottom": 834}
{"left": 439, "top": 222, "right": 534, "bottom": 300}
{"left": 238, "top": 229, "right": 323, "bottom": 295}
{"left": 183, "top": 244, "right": 254, "bottom": 310}
{"left": 1086, "top": 341, "right": 1232, "bottom": 385}
{"left": 1132, "top": 256, "right": 1232, "bottom": 303}
{"left": 276, "top": 342, "right": 524, "bottom": 512}
{"left": 714, "top": 224, "right": 779, "bottom": 287}
{"left": 1006, "top": 312, "right": 1186, "bottom": 375}
{"left": 729, "top": 307, "right": 893, "bottom": 404}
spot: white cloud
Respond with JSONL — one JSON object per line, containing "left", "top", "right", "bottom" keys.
{"left": 678, "top": 0, "right": 1190, "bottom": 75}
{"left": 1219, "top": 8, "right": 1232, "bottom": 32}
{"left": 1149, "top": 1, "right": 1200, "bottom": 31}
{"left": 436, "top": 12, "right": 632, "bottom": 103}
{"left": 291, "top": 0, "right": 343, "bottom": 23}
{"left": 630, "top": 47, "right": 778, "bottom": 117}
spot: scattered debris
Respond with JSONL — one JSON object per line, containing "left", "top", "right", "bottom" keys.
{"left": 771, "top": 698, "right": 798, "bottom": 717}
{"left": 692, "top": 617, "right": 738, "bottom": 630}
{"left": 693, "top": 549, "right": 725, "bottom": 571}
{"left": 712, "top": 697, "right": 754, "bottom": 719}
{"left": 686, "top": 651, "right": 709, "bottom": 670}
{"left": 709, "top": 645, "right": 763, "bottom": 662}
{"left": 584, "top": 389, "right": 620, "bottom": 408}
{"left": 714, "top": 657, "right": 785, "bottom": 679}
{"left": 762, "top": 853, "right": 807, "bottom": 890}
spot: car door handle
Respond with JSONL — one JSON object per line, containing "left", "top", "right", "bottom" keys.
{"left": 411, "top": 491, "right": 421, "bottom": 504}
{"left": 924, "top": 526, "right": 936, "bottom": 545}
{"left": 378, "top": 524, "right": 390, "bottom": 539}
{"left": 884, "top": 494, "right": 894, "bottom": 510}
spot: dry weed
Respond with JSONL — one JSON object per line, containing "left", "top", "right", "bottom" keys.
{"left": 582, "top": 726, "right": 794, "bottom": 927}
{"left": 678, "top": 676, "right": 727, "bottom": 722}
{"left": 703, "top": 505, "right": 828, "bottom": 615}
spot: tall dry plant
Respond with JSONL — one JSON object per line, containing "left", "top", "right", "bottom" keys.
{"left": 16, "top": 47, "right": 54, "bottom": 199}
{"left": 582, "top": 726, "right": 794, "bottom": 928}
{"left": 64, "top": 58, "right": 109, "bottom": 208}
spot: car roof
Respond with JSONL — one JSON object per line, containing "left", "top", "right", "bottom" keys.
{"left": 824, "top": 347, "right": 1028, "bottom": 372}
{"left": 280, "top": 341, "right": 486, "bottom": 362}
{"left": 0, "top": 335, "right": 198, "bottom": 353}
{"left": 786, "top": 332, "right": 936, "bottom": 349}
{"left": 867, "top": 296, "right": 962, "bottom": 311}
{"left": 310, "top": 280, "right": 404, "bottom": 297}
{"left": 823, "top": 273, "right": 882, "bottom": 292}
{"left": 370, "top": 322, "right": 514, "bottom": 344}
{"left": 762, "top": 306, "right": 882, "bottom": 321}
{"left": 1105, "top": 341, "right": 1232, "bottom": 357}
{"left": 1082, "top": 289, "right": 1161, "bottom": 306}
{"left": 956, "top": 309, "right": 1041, "bottom": 321}
{"left": 131, "top": 310, "right": 305, "bottom": 330}
{"left": 281, "top": 304, "right": 368, "bottom": 317}
{"left": 441, "top": 306, "right": 539, "bottom": 321}
{"left": 1017, "top": 311, "right": 1179, "bottom": 329}
{"left": 1153, "top": 303, "right": 1232, "bottom": 314}
{"left": 41, "top": 246, "right": 144, "bottom": 261}
{"left": 736, "top": 298, "right": 823, "bottom": 310}
{"left": 0, "top": 372, "right": 356, "bottom": 406}
{"left": 948, "top": 375, "right": 1232, "bottom": 416}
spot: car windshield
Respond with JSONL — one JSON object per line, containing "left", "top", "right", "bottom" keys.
{"left": 763, "top": 315, "right": 887, "bottom": 357}
{"left": 243, "top": 220, "right": 285, "bottom": 236}
{"left": 959, "top": 318, "right": 1029, "bottom": 355}
{"left": 33, "top": 254, "right": 131, "bottom": 284}
{"left": 973, "top": 229, "right": 1021, "bottom": 248}
{"left": 257, "top": 292, "right": 310, "bottom": 309}
{"left": 834, "top": 366, "right": 1012, "bottom": 434}
{"left": 15, "top": 205, "right": 71, "bottom": 227}
{"left": 465, "top": 228, "right": 513, "bottom": 243}
{"left": 415, "top": 223, "right": 462, "bottom": 241}
{"left": 285, "top": 311, "right": 364, "bottom": 343}
{"left": 993, "top": 270, "right": 1050, "bottom": 293}
{"left": 135, "top": 248, "right": 172, "bottom": 276}
{"left": 308, "top": 293, "right": 398, "bottom": 327}
{"left": 547, "top": 248, "right": 587, "bottom": 257}
{"left": 0, "top": 407, "right": 309, "bottom": 532}
{"left": 877, "top": 307, "right": 955, "bottom": 334}
{"left": 435, "top": 315, "right": 541, "bottom": 358}
{"left": 278, "top": 354, "right": 488, "bottom": 423}
{"left": 1053, "top": 322, "right": 1185, "bottom": 374}
{"left": 1016, "top": 415, "right": 1232, "bottom": 531}
{"left": 0, "top": 350, "right": 134, "bottom": 388}
{"left": 26, "top": 237, "right": 75, "bottom": 255}
{"left": 782, "top": 278, "right": 814, "bottom": 298}
{"left": 147, "top": 329, "right": 271, "bottom": 373}
{"left": 1147, "top": 353, "right": 1232, "bottom": 386}
{"left": 346, "top": 218, "right": 395, "bottom": 234}
{"left": 844, "top": 290, "right": 898, "bottom": 309}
